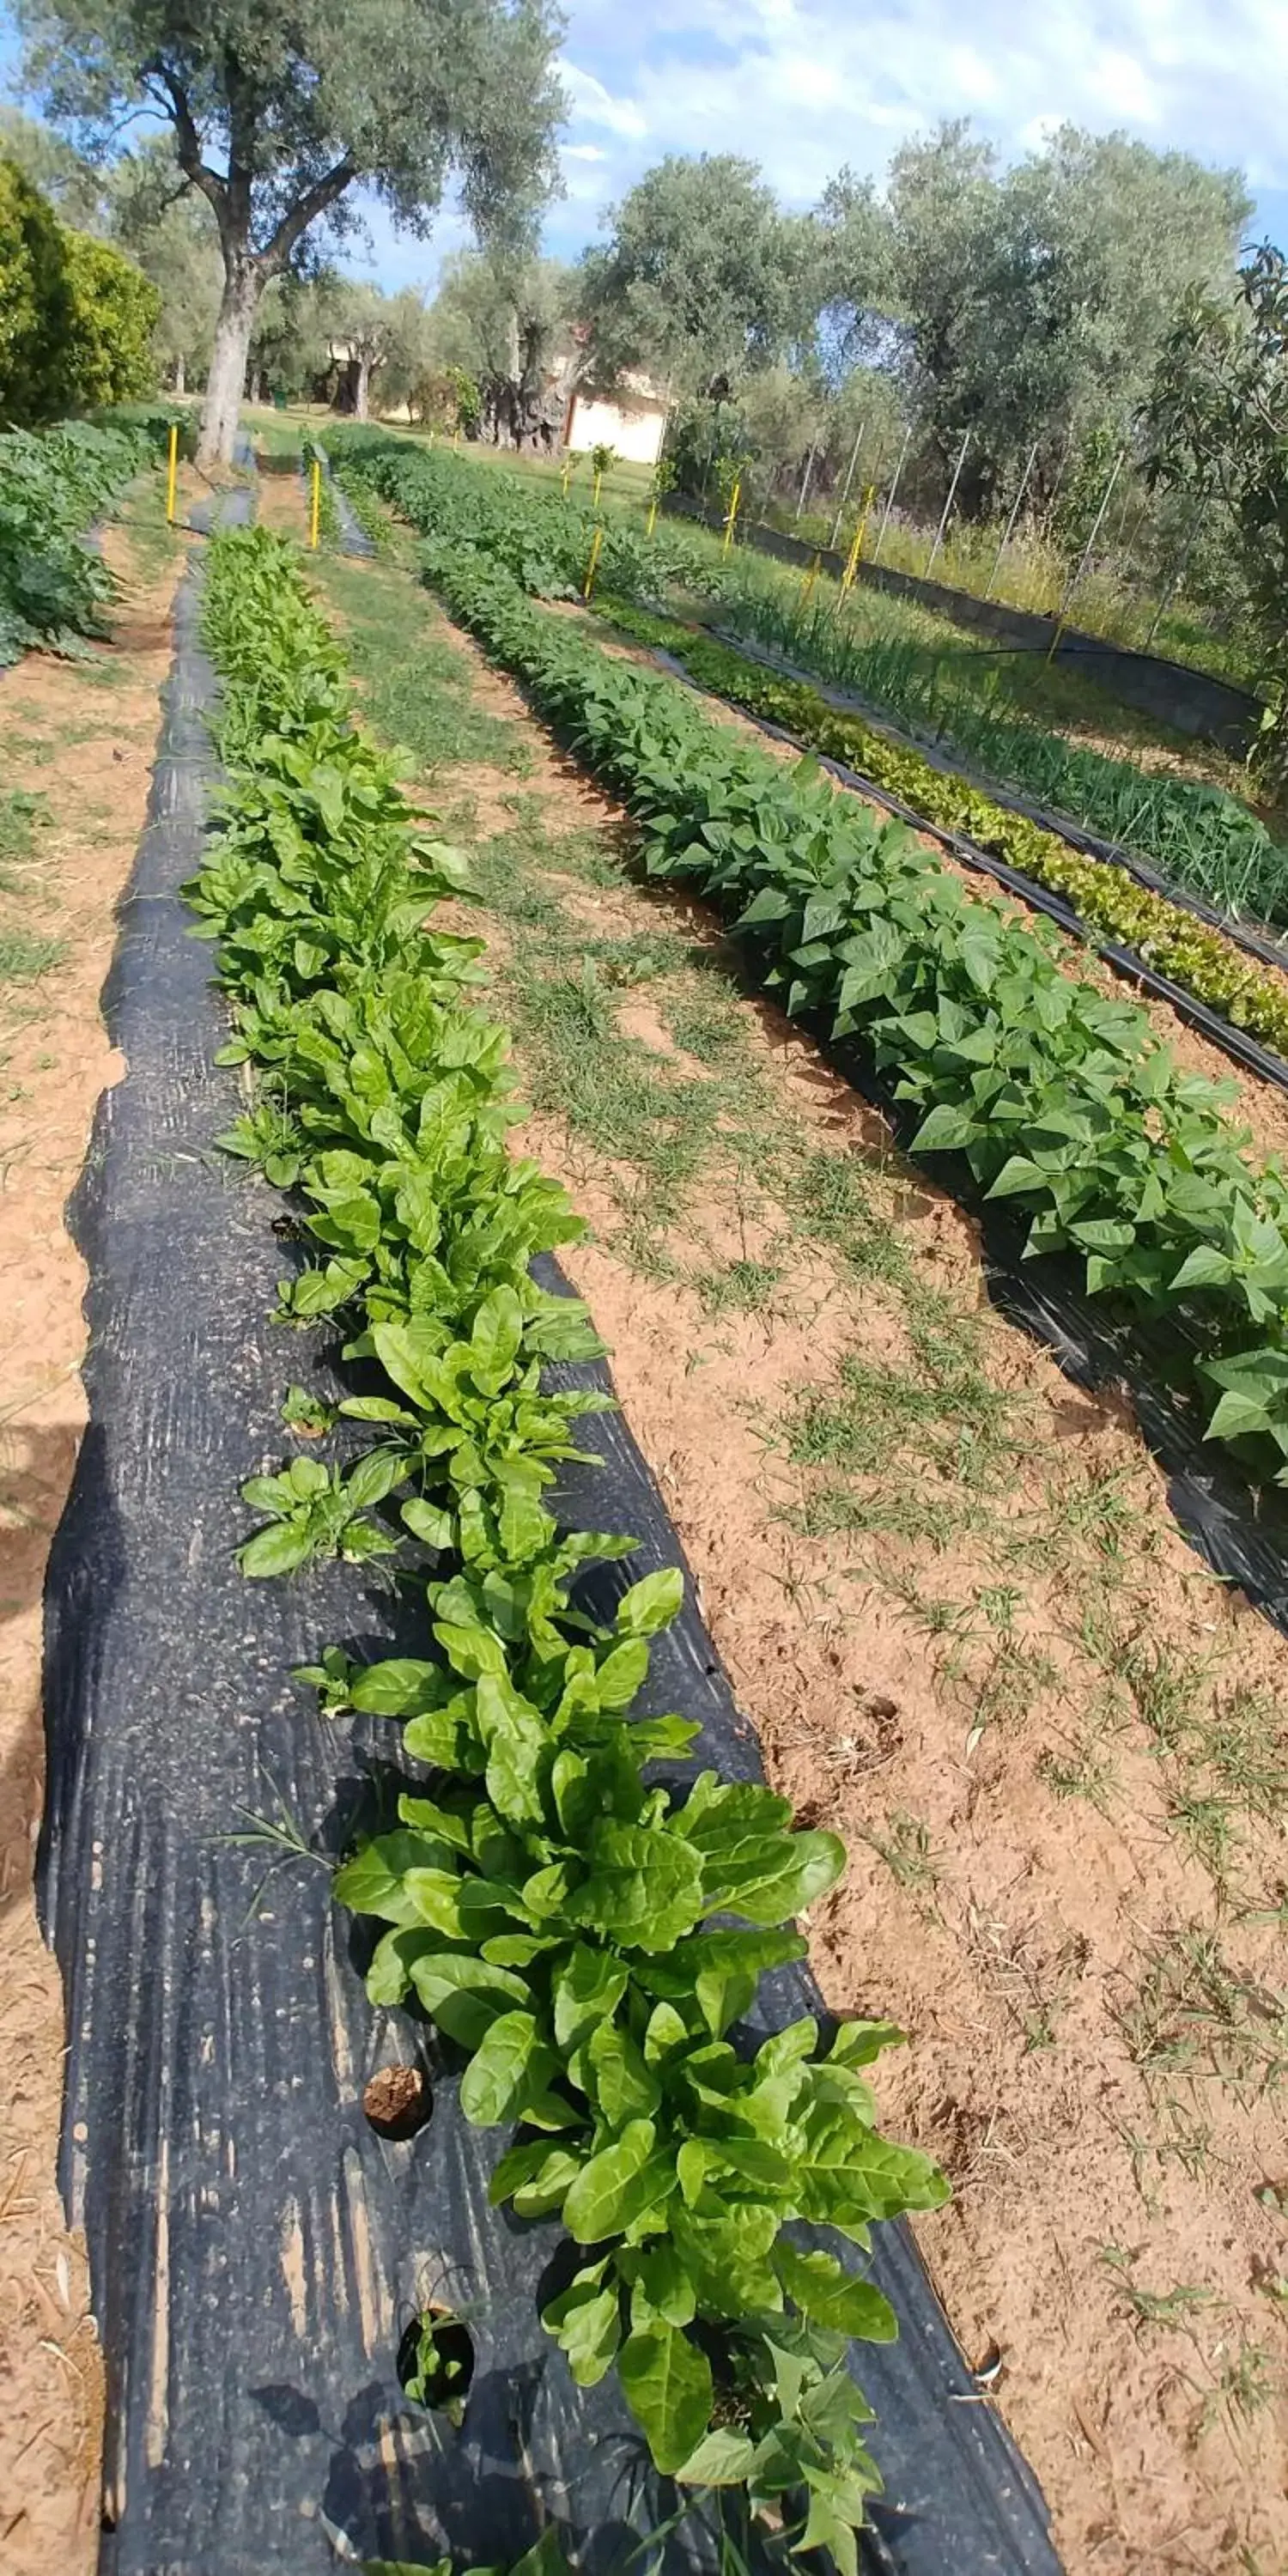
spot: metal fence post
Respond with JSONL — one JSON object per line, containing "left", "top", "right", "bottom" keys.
{"left": 924, "top": 430, "right": 969, "bottom": 579}
{"left": 985, "top": 438, "right": 1039, "bottom": 598}
{"left": 872, "top": 424, "right": 914, "bottom": 563}
{"left": 828, "top": 421, "right": 866, "bottom": 550}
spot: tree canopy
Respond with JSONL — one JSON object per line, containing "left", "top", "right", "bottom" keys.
{"left": 578, "top": 154, "right": 815, "bottom": 396}
{"left": 18, "top": 0, "right": 567, "bottom": 459}
{"left": 884, "top": 120, "right": 1250, "bottom": 509}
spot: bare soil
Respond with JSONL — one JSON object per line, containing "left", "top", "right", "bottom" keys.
{"left": 0, "top": 478, "right": 195, "bottom": 2572}
{"left": 322, "top": 546, "right": 1288, "bottom": 2576}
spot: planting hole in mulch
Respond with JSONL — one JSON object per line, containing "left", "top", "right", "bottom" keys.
{"left": 396, "top": 2308, "right": 476, "bottom": 2419}
{"left": 361, "top": 2063, "right": 432, "bottom": 2138}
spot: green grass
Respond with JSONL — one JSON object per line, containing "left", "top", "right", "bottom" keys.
{"left": 0, "top": 929, "right": 65, "bottom": 982}
{"left": 0, "top": 790, "right": 51, "bottom": 890}
{"left": 315, "top": 552, "right": 532, "bottom": 776}
{"left": 1120, "top": 1926, "right": 1288, "bottom": 2102}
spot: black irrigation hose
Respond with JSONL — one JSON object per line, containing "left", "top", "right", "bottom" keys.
{"left": 36, "top": 502, "right": 1061, "bottom": 2576}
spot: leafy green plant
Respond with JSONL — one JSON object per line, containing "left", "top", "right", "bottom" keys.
{"left": 400, "top": 2307, "right": 474, "bottom": 2421}
{"left": 197, "top": 522, "right": 941, "bottom": 2561}
{"left": 363, "top": 2530, "right": 571, "bottom": 2576}
{"left": 597, "top": 598, "right": 1288, "bottom": 1057}
{"left": 0, "top": 411, "right": 172, "bottom": 664}
{"left": 375, "top": 520, "right": 1288, "bottom": 1487}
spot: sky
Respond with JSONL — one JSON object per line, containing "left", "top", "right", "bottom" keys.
{"left": 347, "top": 0, "right": 1288, "bottom": 293}
{"left": 3, "top": 0, "right": 1288, "bottom": 291}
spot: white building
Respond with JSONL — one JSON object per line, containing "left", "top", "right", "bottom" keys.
{"left": 562, "top": 369, "right": 668, "bottom": 467}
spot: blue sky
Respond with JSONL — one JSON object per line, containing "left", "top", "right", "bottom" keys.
{"left": 5, "top": 0, "right": 1288, "bottom": 289}
{"left": 347, "top": 0, "right": 1288, "bottom": 291}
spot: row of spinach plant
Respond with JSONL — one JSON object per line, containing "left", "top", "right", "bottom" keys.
{"left": 195, "top": 520, "right": 949, "bottom": 2575}
{"left": 328, "top": 478, "right": 1288, "bottom": 1487}
{"left": 328, "top": 433, "right": 1288, "bottom": 1058}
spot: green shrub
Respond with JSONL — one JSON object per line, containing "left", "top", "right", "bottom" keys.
{"left": 61, "top": 230, "right": 160, "bottom": 407}
{"left": 0, "top": 155, "right": 74, "bottom": 424}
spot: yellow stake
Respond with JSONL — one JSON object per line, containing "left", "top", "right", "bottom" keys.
{"left": 721, "top": 477, "right": 741, "bottom": 556}
{"left": 562, "top": 455, "right": 573, "bottom": 499}
{"left": 165, "top": 421, "right": 179, "bottom": 526}
{"left": 309, "top": 458, "right": 322, "bottom": 551}
{"left": 592, "top": 466, "right": 603, "bottom": 509}
{"left": 799, "top": 550, "right": 822, "bottom": 613}
{"left": 645, "top": 494, "right": 658, "bottom": 539}
{"left": 582, "top": 524, "right": 605, "bottom": 601}
{"left": 836, "top": 483, "right": 876, "bottom": 608}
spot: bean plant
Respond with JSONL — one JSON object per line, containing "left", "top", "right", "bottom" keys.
{"left": 388, "top": 536, "right": 1288, "bottom": 1487}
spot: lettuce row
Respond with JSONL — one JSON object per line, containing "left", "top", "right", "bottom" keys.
{"left": 196, "top": 523, "right": 945, "bottom": 2567}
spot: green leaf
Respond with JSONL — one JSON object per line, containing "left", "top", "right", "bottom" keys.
{"left": 774, "top": 2241, "right": 898, "bottom": 2341}
{"left": 1169, "top": 1243, "right": 1233, "bottom": 1294}
{"left": 562, "top": 2118, "right": 672, "bottom": 2244}
{"left": 586, "top": 2018, "right": 661, "bottom": 2125}
{"left": 459, "top": 2009, "right": 545, "bottom": 2125}
{"left": 618, "top": 2324, "right": 714, "bottom": 2476}
{"left": 910, "top": 1103, "right": 975, "bottom": 1154}
{"left": 332, "top": 1831, "right": 457, "bottom": 1923}
{"left": 615, "top": 1567, "right": 684, "bottom": 1635}
{"left": 345, "top": 1447, "right": 406, "bottom": 1510}
{"left": 350, "top": 1658, "right": 448, "bottom": 1716}
{"left": 408, "top": 1952, "right": 532, "bottom": 2048}
{"left": 673, "top": 2427, "right": 759, "bottom": 2487}
{"left": 238, "top": 1520, "right": 317, "bottom": 1578}
{"left": 571, "top": 1825, "right": 705, "bottom": 1952}
{"left": 541, "top": 2263, "right": 622, "bottom": 2385}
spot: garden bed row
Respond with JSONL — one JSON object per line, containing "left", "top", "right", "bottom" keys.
{"left": 328, "top": 435, "right": 1288, "bottom": 1086}
{"left": 595, "top": 601, "right": 1288, "bottom": 1090}
{"left": 40, "top": 501, "right": 1059, "bottom": 2572}
{"left": 348, "top": 532, "right": 1288, "bottom": 1528}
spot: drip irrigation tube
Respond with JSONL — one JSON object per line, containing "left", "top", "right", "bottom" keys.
{"left": 38, "top": 515, "right": 1060, "bottom": 2573}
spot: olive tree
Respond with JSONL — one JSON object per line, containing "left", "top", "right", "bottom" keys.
{"left": 17, "top": 0, "right": 566, "bottom": 465}
{"left": 1145, "top": 242, "right": 1288, "bottom": 787}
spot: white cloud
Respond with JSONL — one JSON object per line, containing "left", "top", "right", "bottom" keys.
{"left": 560, "top": 58, "right": 650, "bottom": 140}
{"left": 343, "top": 0, "right": 1288, "bottom": 290}
{"left": 553, "top": 0, "right": 1288, "bottom": 220}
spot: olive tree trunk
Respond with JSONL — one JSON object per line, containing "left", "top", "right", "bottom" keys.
{"left": 198, "top": 261, "right": 261, "bottom": 470}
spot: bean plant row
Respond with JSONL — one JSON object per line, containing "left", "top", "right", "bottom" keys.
{"left": 0, "top": 409, "right": 175, "bottom": 662}
{"left": 331, "top": 434, "right": 1288, "bottom": 1073}
{"left": 332, "top": 453, "right": 1288, "bottom": 1486}
{"left": 597, "top": 598, "right": 1288, "bottom": 1061}
{"left": 710, "top": 575, "right": 1288, "bottom": 931}
{"left": 195, "top": 522, "right": 947, "bottom": 2572}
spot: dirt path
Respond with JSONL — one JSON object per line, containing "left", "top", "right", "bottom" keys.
{"left": 313, "top": 535, "right": 1288, "bottom": 2576}
{"left": 0, "top": 473, "right": 195, "bottom": 2572}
